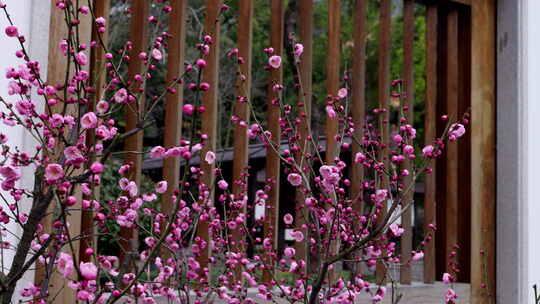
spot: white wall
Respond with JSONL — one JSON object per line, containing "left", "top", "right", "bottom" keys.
{"left": 523, "top": 0, "right": 540, "bottom": 302}
{"left": 0, "top": 0, "right": 50, "bottom": 300}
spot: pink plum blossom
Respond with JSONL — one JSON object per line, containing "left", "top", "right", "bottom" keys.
{"left": 287, "top": 173, "right": 302, "bottom": 186}
{"left": 80, "top": 261, "right": 98, "bottom": 280}
{"left": 45, "top": 164, "right": 64, "bottom": 183}
{"left": 81, "top": 112, "right": 98, "bottom": 129}
{"left": 205, "top": 151, "right": 216, "bottom": 164}
{"left": 268, "top": 55, "right": 282, "bottom": 69}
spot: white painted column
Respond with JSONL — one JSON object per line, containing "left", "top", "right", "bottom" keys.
{"left": 523, "top": 0, "right": 540, "bottom": 302}
{"left": 0, "top": 0, "right": 50, "bottom": 300}
{"left": 500, "top": 0, "right": 540, "bottom": 303}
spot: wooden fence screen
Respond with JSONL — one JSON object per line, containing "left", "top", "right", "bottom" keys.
{"left": 43, "top": 0, "right": 496, "bottom": 302}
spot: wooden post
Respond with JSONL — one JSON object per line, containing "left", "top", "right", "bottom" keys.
{"left": 325, "top": 0, "right": 341, "bottom": 284}
{"left": 231, "top": 0, "right": 253, "bottom": 282}
{"left": 423, "top": 2, "right": 438, "bottom": 284}
{"left": 196, "top": 0, "right": 222, "bottom": 275}
{"left": 470, "top": 0, "right": 496, "bottom": 302}
{"left": 80, "top": 0, "right": 111, "bottom": 263}
{"left": 350, "top": 0, "right": 367, "bottom": 278}
{"left": 376, "top": 0, "right": 392, "bottom": 283}
{"left": 162, "top": 0, "right": 187, "bottom": 225}
{"left": 35, "top": 1, "right": 93, "bottom": 301}
{"left": 119, "top": 0, "right": 149, "bottom": 263}
{"left": 400, "top": 0, "right": 414, "bottom": 285}
{"left": 444, "top": 6, "right": 459, "bottom": 276}
{"left": 262, "top": 0, "right": 284, "bottom": 284}
{"left": 294, "top": 0, "right": 313, "bottom": 274}
{"left": 325, "top": 0, "right": 340, "bottom": 164}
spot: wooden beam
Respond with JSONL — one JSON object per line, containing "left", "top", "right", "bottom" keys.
{"left": 400, "top": 0, "right": 415, "bottom": 285}
{"left": 231, "top": 0, "right": 253, "bottom": 282}
{"left": 350, "top": 0, "right": 367, "bottom": 278}
{"left": 457, "top": 5, "right": 472, "bottom": 283}
{"left": 119, "top": 0, "right": 149, "bottom": 264}
{"left": 470, "top": 0, "right": 496, "bottom": 302}
{"left": 36, "top": 2, "right": 93, "bottom": 301}
{"left": 162, "top": 0, "right": 187, "bottom": 227}
{"left": 423, "top": 2, "right": 438, "bottom": 284}
{"left": 376, "top": 0, "right": 392, "bottom": 284}
{"left": 294, "top": 0, "right": 313, "bottom": 273}
{"left": 196, "top": 0, "right": 222, "bottom": 276}
{"left": 262, "top": 0, "right": 283, "bottom": 284}
{"left": 80, "top": 0, "right": 111, "bottom": 264}
{"left": 325, "top": 0, "right": 340, "bottom": 164}
{"left": 325, "top": 0, "right": 341, "bottom": 284}
{"left": 444, "top": 6, "right": 459, "bottom": 279}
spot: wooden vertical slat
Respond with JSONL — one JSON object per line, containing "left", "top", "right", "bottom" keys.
{"left": 325, "top": 0, "right": 340, "bottom": 164}
{"left": 162, "top": 0, "right": 187, "bottom": 224}
{"left": 375, "top": 0, "right": 392, "bottom": 283}
{"left": 80, "top": 0, "right": 111, "bottom": 263}
{"left": 262, "top": 0, "right": 284, "bottom": 284}
{"left": 119, "top": 0, "right": 149, "bottom": 263}
{"left": 35, "top": 2, "right": 93, "bottom": 301}
{"left": 294, "top": 0, "right": 313, "bottom": 272}
{"left": 231, "top": 0, "right": 253, "bottom": 281}
{"left": 444, "top": 6, "right": 459, "bottom": 276}
{"left": 35, "top": 0, "right": 68, "bottom": 292}
{"left": 457, "top": 5, "right": 472, "bottom": 283}
{"left": 196, "top": 0, "right": 222, "bottom": 274}
{"left": 470, "top": 0, "right": 496, "bottom": 302}
{"left": 351, "top": 0, "right": 366, "bottom": 217}
{"left": 423, "top": 2, "right": 438, "bottom": 284}
{"left": 325, "top": 0, "right": 341, "bottom": 283}
{"left": 351, "top": 0, "right": 367, "bottom": 278}
{"left": 400, "top": 0, "right": 414, "bottom": 285}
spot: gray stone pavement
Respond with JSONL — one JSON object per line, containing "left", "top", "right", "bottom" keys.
{"left": 155, "top": 282, "right": 470, "bottom": 303}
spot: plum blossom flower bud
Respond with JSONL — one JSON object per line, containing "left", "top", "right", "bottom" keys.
{"left": 183, "top": 104, "right": 194, "bottom": 115}
{"left": 196, "top": 58, "right": 207, "bottom": 68}
{"left": 284, "top": 247, "right": 295, "bottom": 258}
{"left": 403, "top": 145, "right": 414, "bottom": 154}
{"left": 287, "top": 173, "right": 302, "bottom": 187}
{"left": 283, "top": 214, "right": 293, "bottom": 225}
{"left": 199, "top": 82, "right": 210, "bottom": 91}
{"left": 150, "top": 146, "right": 166, "bottom": 158}
{"left": 218, "top": 180, "right": 228, "bottom": 190}
{"left": 205, "top": 151, "right": 216, "bottom": 164}
{"left": 90, "top": 162, "right": 104, "bottom": 174}
{"left": 294, "top": 43, "right": 304, "bottom": 57}
{"left": 96, "top": 17, "right": 106, "bottom": 26}
{"left": 337, "top": 88, "right": 348, "bottom": 99}
{"left": 268, "top": 55, "right": 282, "bottom": 69}
{"left": 422, "top": 145, "right": 434, "bottom": 157}
{"left": 75, "top": 51, "right": 88, "bottom": 65}
{"left": 151, "top": 48, "right": 163, "bottom": 61}
{"left": 5, "top": 26, "right": 18, "bottom": 37}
